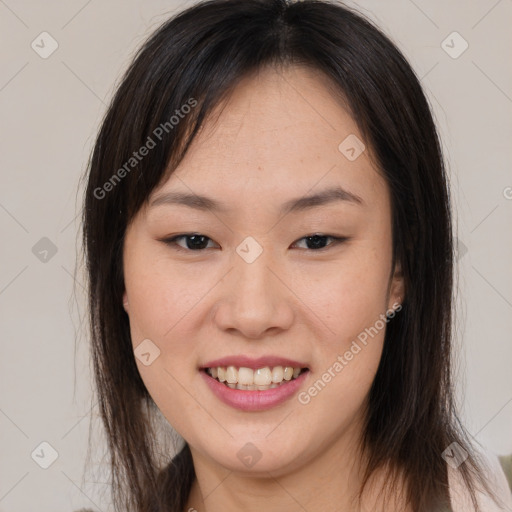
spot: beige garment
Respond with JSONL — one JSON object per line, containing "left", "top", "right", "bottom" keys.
{"left": 449, "top": 446, "right": 512, "bottom": 512}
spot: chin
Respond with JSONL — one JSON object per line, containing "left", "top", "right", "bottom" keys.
{"left": 194, "top": 435, "right": 312, "bottom": 477}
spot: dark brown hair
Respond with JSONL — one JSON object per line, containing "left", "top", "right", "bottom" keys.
{"left": 81, "top": 0, "right": 499, "bottom": 510}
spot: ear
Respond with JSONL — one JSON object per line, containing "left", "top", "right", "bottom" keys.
{"left": 123, "top": 291, "right": 129, "bottom": 313}
{"left": 388, "top": 260, "right": 405, "bottom": 311}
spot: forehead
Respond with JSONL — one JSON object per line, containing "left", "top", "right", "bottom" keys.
{"left": 149, "top": 65, "right": 386, "bottom": 213}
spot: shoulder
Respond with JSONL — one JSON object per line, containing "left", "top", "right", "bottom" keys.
{"left": 449, "top": 444, "right": 512, "bottom": 512}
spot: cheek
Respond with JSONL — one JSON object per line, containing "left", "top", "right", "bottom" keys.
{"left": 125, "top": 251, "right": 208, "bottom": 339}
{"left": 300, "top": 239, "right": 391, "bottom": 403}
{"left": 123, "top": 250, "right": 208, "bottom": 411}
{"left": 124, "top": 256, "right": 206, "bottom": 438}
{"left": 298, "top": 265, "right": 390, "bottom": 432}
{"left": 308, "top": 247, "right": 391, "bottom": 339}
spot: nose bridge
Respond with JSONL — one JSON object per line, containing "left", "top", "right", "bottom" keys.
{"left": 213, "top": 235, "right": 293, "bottom": 337}
{"left": 233, "top": 236, "right": 277, "bottom": 307}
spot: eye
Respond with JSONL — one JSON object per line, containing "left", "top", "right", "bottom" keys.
{"left": 291, "top": 234, "right": 348, "bottom": 251}
{"left": 160, "top": 233, "right": 348, "bottom": 252}
{"left": 162, "top": 233, "right": 219, "bottom": 251}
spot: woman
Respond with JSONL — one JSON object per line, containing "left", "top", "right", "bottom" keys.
{"left": 81, "top": 0, "right": 512, "bottom": 510}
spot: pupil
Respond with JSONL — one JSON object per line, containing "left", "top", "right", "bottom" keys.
{"left": 187, "top": 234, "right": 208, "bottom": 250}
{"left": 307, "top": 235, "right": 328, "bottom": 249}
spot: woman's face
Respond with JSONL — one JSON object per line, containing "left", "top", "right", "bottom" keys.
{"left": 122, "top": 65, "right": 404, "bottom": 476}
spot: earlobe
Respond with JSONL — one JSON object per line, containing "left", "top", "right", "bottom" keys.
{"left": 389, "top": 261, "right": 405, "bottom": 310}
{"left": 123, "top": 292, "right": 129, "bottom": 313}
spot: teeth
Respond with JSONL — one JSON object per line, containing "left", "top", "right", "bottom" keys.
{"left": 238, "top": 367, "right": 254, "bottom": 385}
{"left": 254, "top": 367, "right": 272, "bottom": 386}
{"left": 226, "top": 366, "right": 237, "bottom": 384}
{"left": 272, "top": 366, "right": 284, "bottom": 383}
{"left": 205, "top": 365, "right": 306, "bottom": 389}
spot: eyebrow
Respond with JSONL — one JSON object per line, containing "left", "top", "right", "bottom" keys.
{"left": 149, "top": 186, "right": 364, "bottom": 215}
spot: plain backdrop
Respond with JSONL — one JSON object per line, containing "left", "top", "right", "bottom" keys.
{"left": 1, "top": 0, "right": 511, "bottom": 510}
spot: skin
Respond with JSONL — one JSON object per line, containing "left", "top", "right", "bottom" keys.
{"left": 122, "top": 65, "right": 406, "bottom": 512}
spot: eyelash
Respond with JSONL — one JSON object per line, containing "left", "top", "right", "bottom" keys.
{"left": 161, "top": 233, "right": 348, "bottom": 253}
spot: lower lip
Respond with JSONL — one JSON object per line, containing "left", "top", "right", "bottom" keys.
{"left": 200, "top": 370, "right": 309, "bottom": 411}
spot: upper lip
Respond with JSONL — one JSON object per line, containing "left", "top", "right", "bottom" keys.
{"left": 200, "top": 355, "right": 308, "bottom": 370}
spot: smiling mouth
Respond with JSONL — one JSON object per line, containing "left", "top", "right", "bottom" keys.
{"left": 203, "top": 365, "right": 309, "bottom": 391}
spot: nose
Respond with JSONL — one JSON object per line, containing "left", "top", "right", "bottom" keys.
{"left": 213, "top": 245, "right": 295, "bottom": 339}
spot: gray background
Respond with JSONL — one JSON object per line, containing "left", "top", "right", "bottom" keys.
{"left": 1, "top": 0, "right": 511, "bottom": 510}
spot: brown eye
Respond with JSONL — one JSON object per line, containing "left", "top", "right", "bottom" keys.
{"left": 162, "top": 233, "right": 218, "bottom": 251}
{"left": 292, "top": 234, "right": 347, "bottom": 251}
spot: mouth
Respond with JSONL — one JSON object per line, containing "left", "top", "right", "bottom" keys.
{"left": 200, "top": 365, "right": 310, "bottom": 411}
{"left": 202, "top": 365, "right": 309, "bottom": 391}
{"left": 199, "top": 357, "right": 311, "bottom": 411}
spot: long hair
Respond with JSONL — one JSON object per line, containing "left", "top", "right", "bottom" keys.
{"left": 81, "top": 0, "right": 497, "bottom": 510}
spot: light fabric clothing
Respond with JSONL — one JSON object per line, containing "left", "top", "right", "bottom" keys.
{"left": 449, "top": 447, "right": 512, "bottom": 512}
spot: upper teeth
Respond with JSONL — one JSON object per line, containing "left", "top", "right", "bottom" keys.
{"left": 206, "top": 366, "right": 303, "bottom": 387}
